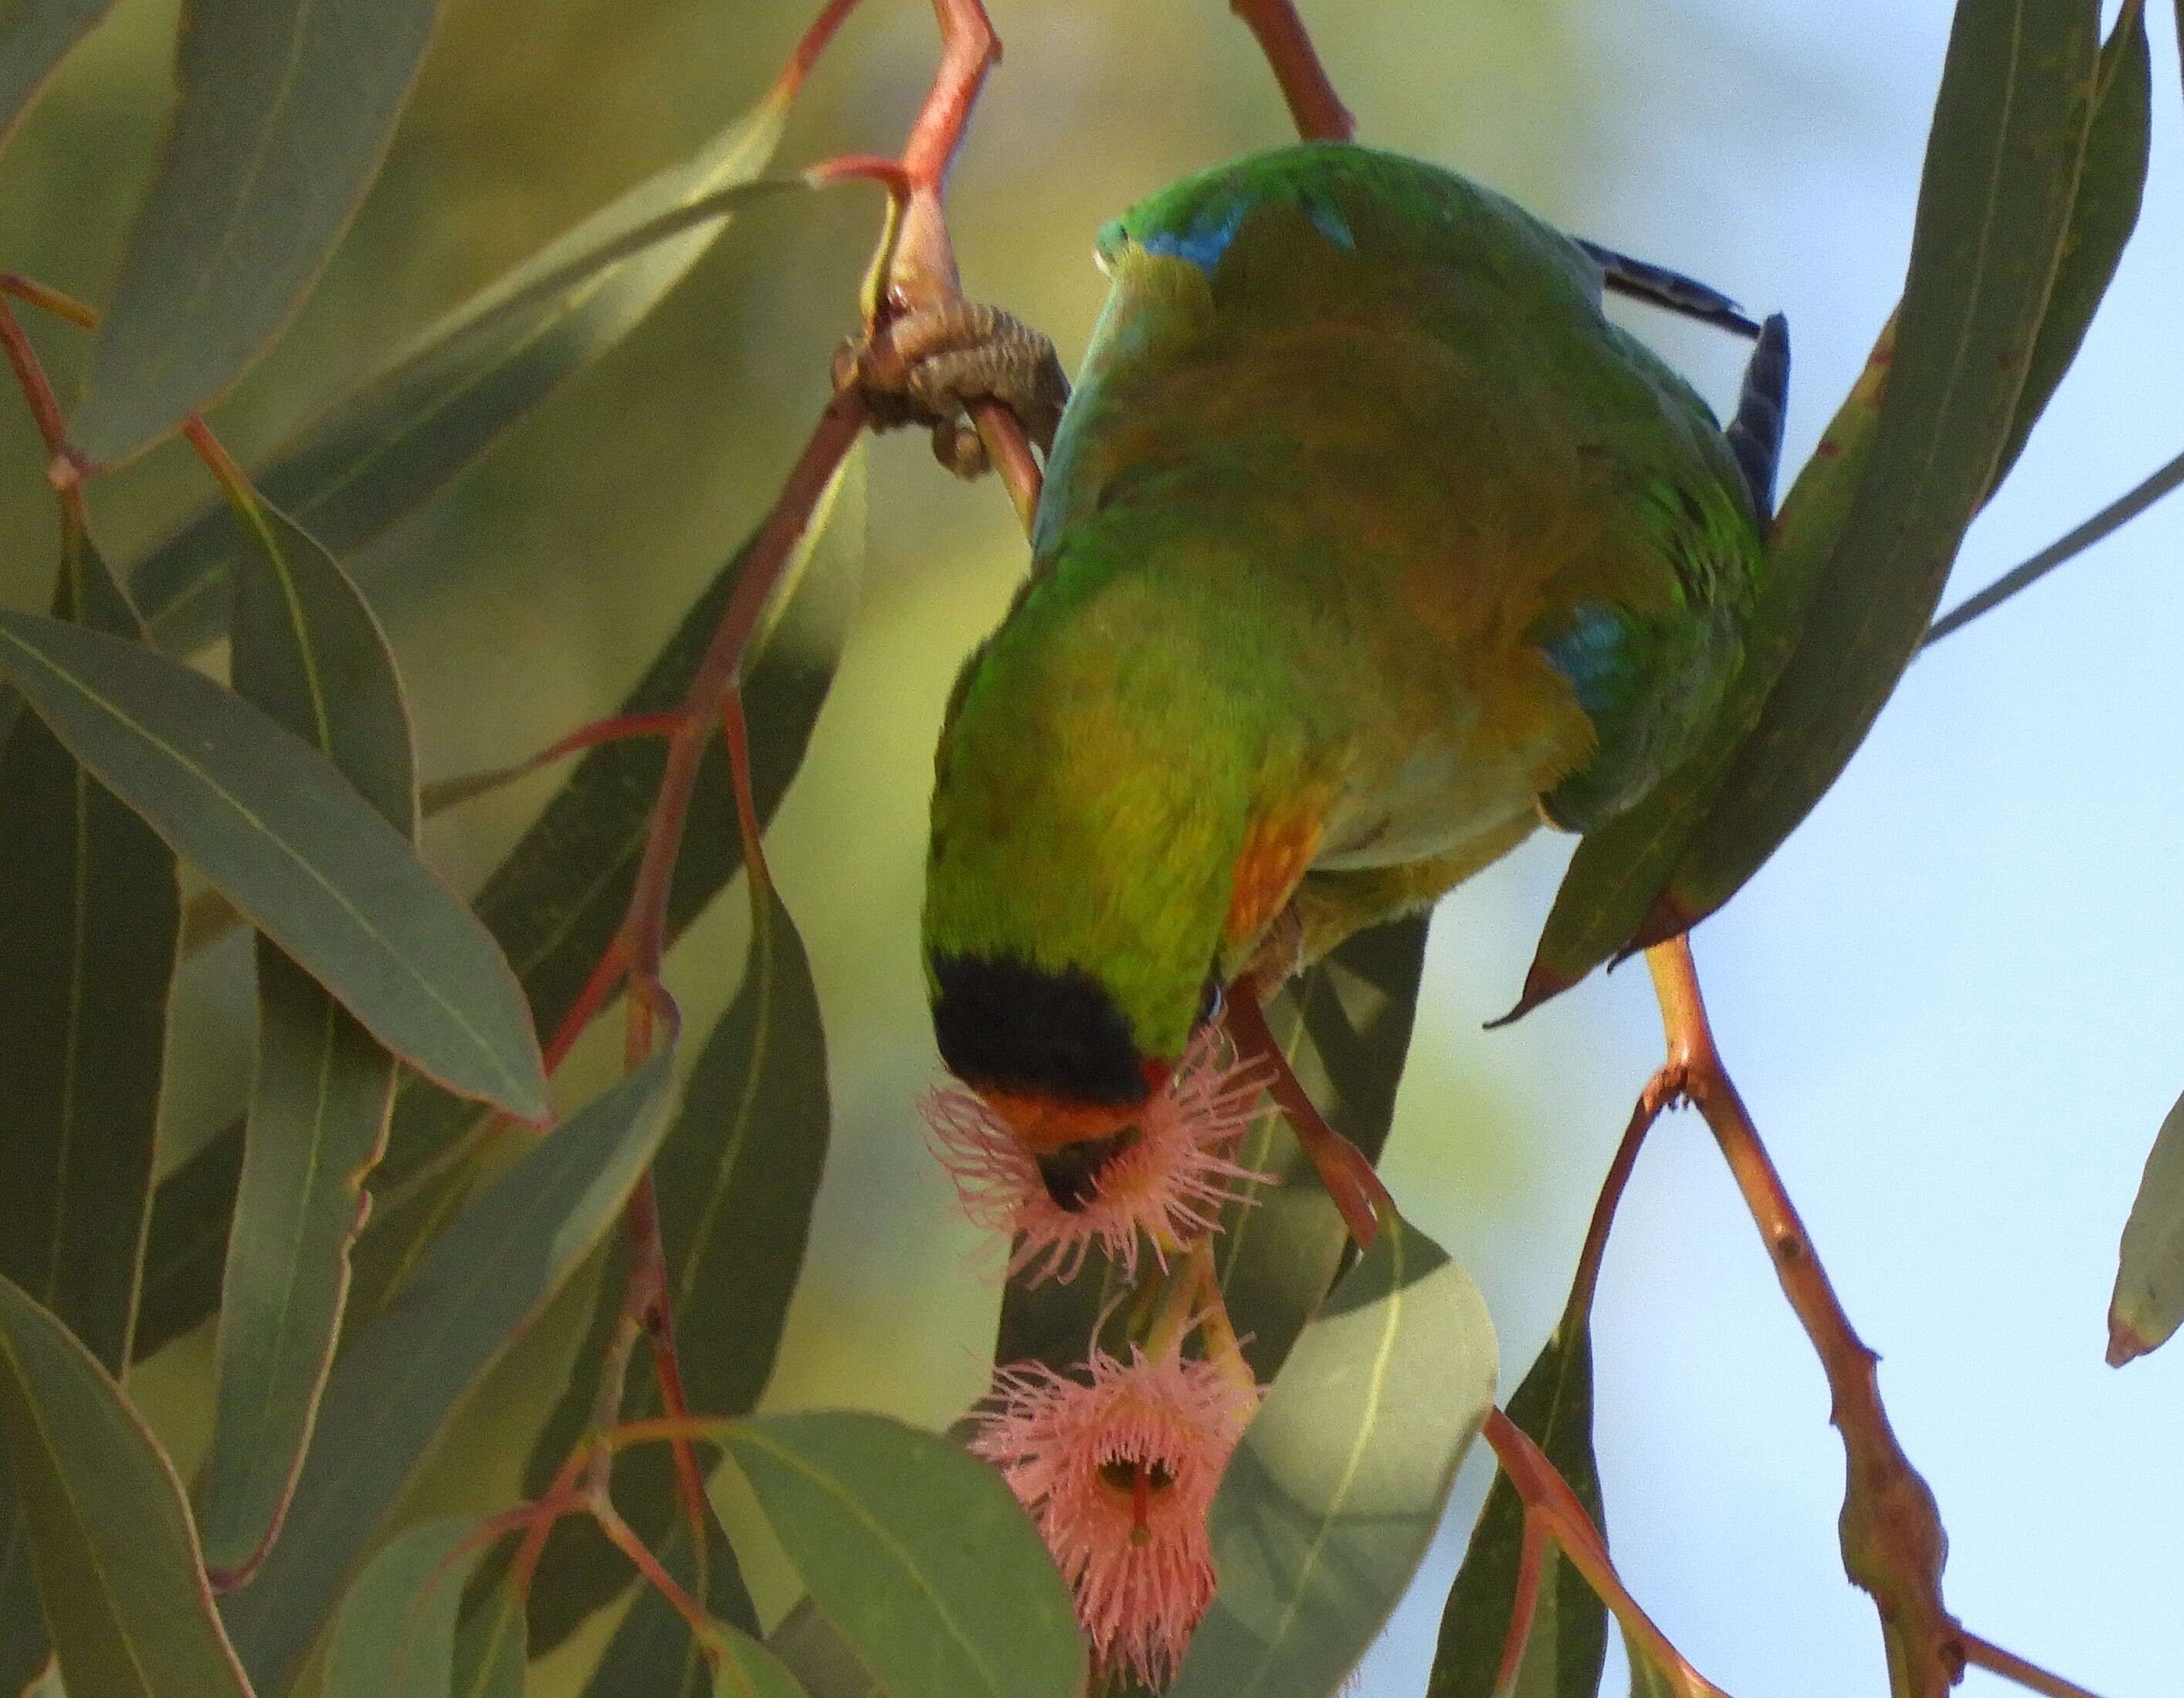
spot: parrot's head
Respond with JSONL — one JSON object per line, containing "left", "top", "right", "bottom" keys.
{"left": 923, "top": 945, "right": 1228, "bottom": 1211}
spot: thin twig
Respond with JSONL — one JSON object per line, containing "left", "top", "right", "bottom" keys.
{"left": 1561, "top": 1068, "right": 1680, "bottom": 1330}
{"left": 1221, "top": 981, "right": 1390, "bottom": 1246}
{"left": 1645, "top": 936, "right": 1963, "bottom": 1698}
{"left": 1961, "top": 1631, "right": 2111, "bottom": 1698}
{"left": 1229, "top": 0, "right": 1355, "bottom": 141}
{"left": 1924, "top": 446, "right": 2184, "bottom": 646}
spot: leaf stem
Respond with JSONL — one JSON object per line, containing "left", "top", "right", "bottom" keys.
{"left": 1229, "top": 0, "right": 1355, "bottom": 142}
{"left": 1561, "top": 1069, "right": 1679, "bottom": 1331}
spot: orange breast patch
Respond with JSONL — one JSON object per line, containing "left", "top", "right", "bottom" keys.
{"left": 1223, "top": 808, "right": 1324, "bottom": 953}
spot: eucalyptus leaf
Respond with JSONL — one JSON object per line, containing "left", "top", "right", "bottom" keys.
{"left": 1429, "top": 1324, "right": 1607, "bottom": 1698}
{"left": 66, "top": 0, "right": 439, "bottom": 466}
{"left": 1170, "top": 1213, "right": 1496, "bottom": 1698}
{"left": 198, "top": 493, "right": 417, "bottom": 1581}
{"left": 0, "top": 522, "right": 179, "bottom": 1689}
{"left": 323, "top": 1517, "right": 483, "bottom": 1698}
{"left": 726, "top": 1412, "right": 1087, "bottom": 1698}
{"left": 2108, "top": 1086, "right": 2184, "bottom": 1364}
{"left": 531, "top": 868, "right": 829, "bottom": 1656}
{"left": 138, "top": 446, "right": 864, "bottom": 1361}
{"left": 768, "top": 1598, "right": 883, "bottom": 1698}
{"left": 1638, "top": 0, "right": 2101, "bottom": 941}
{"left": 0, "top": 609, "right": 545, "bottom": 1120}
{"left": 0, "top": 1276, "right": 253, "bottom": 1698}
{"left": 0, "top": 0, "right": 119, "bottom": 148}
{"left": 220, "top": 1052, "right": 679, "bottom": 1697}
{"left": 131, "top": 84, "right": 797, "bottom": 652}
{"left": 1520, "top": 0, "right": 2142, "bottom": 1008}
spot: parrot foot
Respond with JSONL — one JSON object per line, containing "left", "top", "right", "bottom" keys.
{"left": 1240, "top": 905, "right": 1307, "bottom": 990}
{"left": 833, "top": 302, "right": 1070, "bottom": 480}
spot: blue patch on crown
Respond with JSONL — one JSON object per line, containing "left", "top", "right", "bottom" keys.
{"left": 1140, "top": 202, "right": 1249, "bottom": 275}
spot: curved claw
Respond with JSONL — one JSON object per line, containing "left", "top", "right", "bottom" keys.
{"left": 834, "top": 301, "right": 1070, "bottom": 479}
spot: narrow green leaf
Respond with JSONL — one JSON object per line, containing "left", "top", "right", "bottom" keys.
{"left": 1625, "top": 1640, "right": 1679, "bottom": 1698}
{"left": 2108, "top": 1086, "right": 2184, "bottom": 1364}
{"left": 715, "top": 1626, "right": 816, "bottom": 1698}
{"left": 1170, "top": 1213, "right": 1497, "bottom": 1698}
{"left": 198, "top": 496, "right": 417, "bottom": 1579}
{"left": 1642, "top": 0, "right": 2100, "bottom": 937}
{"left": 992, "top": 917, "right": 1428, "bottom": 1383}
{"left": 66, "top": 0, "right": 439, "bottom": 466}
{"left": 451, "top": 1578, "right": 526, "bottom": 1698}
{"left": 323, "top": 1517, "right": 482, "bottom": 1698}
{"left": 1989, "top": 0, "right": 2149, "bottom": 491}
{"left": 137, "top": 446, "right": 863, "bottom": 1363}
{"left": 0, "top": 610, "right": 545, "bottom": 1120}
{"left": 220, "top": 1052, "right": 679, "bottom": 1698}
{"left": 130, "top": 85, "right": 795, "bottom": 651}
{"left": 0, "top": 0, "right": 120, "bottom": 148}
{"left": 0, "top": 523, "right": 179, "bottom": 1690}
{"left": 1521, "top": 0, "right": 2143, "bottom": 1008}
{"left": 0, "top": 1275, "right": 253, "bottom": 1698}
{"left": 531, "top": 870, "right": 829, "bottom": 1655}
{"left": 725, "top": 1412, "right": 1087, "bottom": 1698}
{"left": 1428, "top": 1325, "right": 1606, "bottom": 1698}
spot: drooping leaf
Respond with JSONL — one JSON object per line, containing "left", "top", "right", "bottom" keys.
{"left": 2108, "top": 1086, "right": 2184, "bottom": 1364}
{"left": 992, "top": 917, "right": 1428, "bottom": 1382}
{"left": 137, "top": 446, "right": 864, "bottom": 1361}
{"left": 714, "top": 1627, "right": 816, "bottom": 1698}
{"left": 322, "top": 1517, "right": 483, "bottom": 1698}
{"left": 1169, "top": 1213, "right": 1497, "bottom": 1698}
{"left": 451, "top": 1578, "right": 526, "bottom": 1698}
{"left": 66, "top": 0, "right": 439, "bottom": 466}
{"left": 1428, "top": 1323, "right": 1607, "bottom": 1698}
{"left": 0, "top": 1275, "right": 253, "bottom": 1698}
{"left": 1989, "top": 0, "right": 2149, "bottom": 491}
{"left": 531, "top": 866, "right": 829, "bottom": 1656}
{"left": 0, "top": 609, "right": 545, "bottom": 1120}
{"left": 130, "top": 84, "right": 797, "bottom": 651}
{"left": 0, "top": 0, "right": 120, "bottom": 148}
{"left": 725, "top": 1412, "right": 1087, "bottom": 1698}
{"left": 198, "top": 494, "right": 416, "bottom": 1580}
{"left": 1520, "top": 0, "right": 2142, "bottom": 1010}
{"left": 1635, "top": 0, "right": 2101, "bottom": 941}
{"left": 0, "top": 520, "right": 179, "bottom": 1690}
{"left": 219, "top": 1052, "right": 679, "bottom": 1697}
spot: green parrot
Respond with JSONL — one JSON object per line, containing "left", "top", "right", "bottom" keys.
{"left": 912, "top": 142, "right": 1786, "bottom": 1205}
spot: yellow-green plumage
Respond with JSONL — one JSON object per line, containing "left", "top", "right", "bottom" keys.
{"left": 924, "top": 143, "right": 1765, "bottom": 1116}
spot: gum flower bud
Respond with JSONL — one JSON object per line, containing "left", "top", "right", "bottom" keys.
{"left": 972, "top": 1343, "right": 1259, "bottom": 1687}
{"left": 924, "top": 1028, "right": 1273, "bottom": 1283}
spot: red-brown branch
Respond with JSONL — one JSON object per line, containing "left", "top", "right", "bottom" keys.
{"left": 1221, "top": 981, "right": 1390, "bottom": 1246}
{"left": 1483, "top": 1409, "right": 1731, "bottom": 1696}
{"left": 1645, "top": 936, "right": 1962, "bottom": 1698}
{"left": 1229, "top": 0, "right": 1355, "bottom": 143}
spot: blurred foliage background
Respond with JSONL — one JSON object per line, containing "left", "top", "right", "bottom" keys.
{"left": 2, "top": 2, "right": 2179, "bottom": 1693}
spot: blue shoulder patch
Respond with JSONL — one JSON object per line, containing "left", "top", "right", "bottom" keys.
{"left": 1540, "top": 603, "right": 1633, "bottom": 718}
{"left": 1138, "top": 202, "right": 1248, "bottom": 276}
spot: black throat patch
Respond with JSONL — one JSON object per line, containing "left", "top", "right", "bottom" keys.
{"left": 928, "top": 952, "right": 1149, "bottom": 1106}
